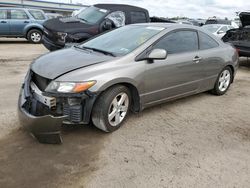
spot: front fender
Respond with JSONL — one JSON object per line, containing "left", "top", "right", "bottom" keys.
{"left": 94, "top": 77, "right": 139, "bottom": 92}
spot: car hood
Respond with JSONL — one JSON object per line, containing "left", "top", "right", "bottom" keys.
{"left": 43, "top": 17, "right": 96, "bottom": 33}
{"left": 31, "top": 47, "right": 114, "bottom": 79}
{"left": 239, "top": 12, "right": 250, "bottom": 27}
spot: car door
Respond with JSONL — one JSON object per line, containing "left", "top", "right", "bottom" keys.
{"left": 197, "top": 31, "right": 223, "bottom": 91}
{"left": 0, "top": 9, "right": 10, "bottom": 35}
{"left": 9, "top": 9, "right": 30, "bottom": 36}
{"left": 143, "top": 30, "right": 204, "bottom": 105}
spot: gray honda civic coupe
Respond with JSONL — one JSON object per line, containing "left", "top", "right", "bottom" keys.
{"left": 18, "top": 23, "right": 239, "bottom": 144}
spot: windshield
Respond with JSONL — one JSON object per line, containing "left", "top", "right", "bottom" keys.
{"left": 79, "top": 25, "right": 165, "bottom": 56}
{"left": 203, "top": 25, "right": 220, "bottom": 33}
{"left": 76, "top": 6, "right": 108, "bottom": 24}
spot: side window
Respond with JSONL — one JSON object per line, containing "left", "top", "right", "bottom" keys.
{"left": 106, "top": 11, "right": 125, "bottom": 27}
{"left": 10, "top": 10, "right": 28, "bottom": 19}
{"left": 28, "top": 10, "right": 45, "bottom": 20}
{"left": 199, "top": 32, "right": 219, "bottom": 50}
{"left": 0, "top": 10, "right": 7, "bottom": 19}
{"left": 154, "top": 30, "right": 198, "bottom": 54}
{"left": 219, "top": 26, "right": 228, "bottom": 33}
{"left": 130, "top": 11, "right": 147, "bottom": 23}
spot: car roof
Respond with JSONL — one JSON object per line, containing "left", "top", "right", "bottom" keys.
{"left": 0, "top": 7, "right": 43, "bottom": 11}
{"left": 94, "top": 4, "right": 148, "bottom": 12}
{"left": 131, "top": 22, "right": 198, "bottom": 29}
{"left": 203, "top": 24, "right": 229, "bottom": 27}
{"left": 129, "top": 23, "right": 223, "bottom": 42}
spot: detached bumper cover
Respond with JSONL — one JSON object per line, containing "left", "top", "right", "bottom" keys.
{"left": 18, "top": 86, "right": 66, "bottom": 144}
{"left": 42, "top": 36, "right": 64, "bottom": 51}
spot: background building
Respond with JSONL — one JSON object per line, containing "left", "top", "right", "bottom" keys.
{"left": 0, "top": 0, "right": 87, "bottom": 16}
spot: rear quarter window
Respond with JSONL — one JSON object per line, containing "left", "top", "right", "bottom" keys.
{"left": 130, "top": 11, "right": 147, "bottom": 23}
{"left": 29, "top": 10, "right": 46, "bottom": 20}
{"left": 199, "top": 31, "right": 219, "bottom": 50}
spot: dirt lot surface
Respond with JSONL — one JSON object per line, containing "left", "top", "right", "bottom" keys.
{"left": 0, "top": 38, "right": 250, "bottom": 188}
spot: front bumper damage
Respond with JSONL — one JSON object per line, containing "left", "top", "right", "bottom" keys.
{"left": 18, "top": 71, "right": 96, "bottom": 144}
{"left": 18, "top": 86, "right": 65, "bottom": 144}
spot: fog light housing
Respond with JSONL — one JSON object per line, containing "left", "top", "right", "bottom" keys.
{"left": 68, "top": 98, "right": 82, "bottom": 106}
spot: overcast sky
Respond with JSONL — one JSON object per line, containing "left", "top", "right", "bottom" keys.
{"left": 47, "top": 0, "right": 249, "bottom": 19}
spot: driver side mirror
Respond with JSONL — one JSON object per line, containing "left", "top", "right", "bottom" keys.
{"left": 217, "top": 30, "right": 225, "bottom": 34}
{"left": 135, "top": 49, "right": 167, "bottom": 62}
{"left": 147, "top": 49, "right": 167, "bottom": 60}
{"left": 102, "top": 19, "right": 113, "bottom": 30}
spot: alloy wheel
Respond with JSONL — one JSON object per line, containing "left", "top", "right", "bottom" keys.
{"left": 218, "top": 69, "right": 231, "bottom": 92}
{"left": 108, "top": 92, "right": 129, "bottom": 127}
{"left": 31, "top": 32, "right": 41, "bottom": 43}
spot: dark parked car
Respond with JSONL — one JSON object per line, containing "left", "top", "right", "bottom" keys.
{"left": 205, "top": 17, "right": 231, "bottom": 25}
{"left": 222, "top": 12, "right": 250, "bottom": 57}
{"left": 18, "top": 23, "right": 238, "bottom": 144}
{"left": 42, "top": 4, "right": 150, "bottom": 51}
{"left": 0, "top": 7, "right": 47, "bottom": 43}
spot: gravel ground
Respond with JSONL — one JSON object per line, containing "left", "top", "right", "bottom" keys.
{"left": 0, "top": 38, "right": 250, "bottom": 188}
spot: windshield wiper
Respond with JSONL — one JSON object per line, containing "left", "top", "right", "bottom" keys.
{"left": 77, "top": 17, "right": 88, "bottom": 22}
{"left": 80, "top": 46, "right": 116, "bottom": 57}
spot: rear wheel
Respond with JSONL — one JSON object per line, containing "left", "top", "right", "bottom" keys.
{"left": 27, "top": 29, "right": 42, "bottom": 44}
{"left": 92, "top": 85, "right": 131, "bottom": 132}
{"left": 211, "top": 66, "right": 232, "bottom": 95}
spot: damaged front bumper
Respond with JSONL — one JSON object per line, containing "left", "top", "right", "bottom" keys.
{"left": 18, "top": 71, "right": 97, "bottom": 144}
{"left": 18, "top": 86, "right": 66, "bottom": 144}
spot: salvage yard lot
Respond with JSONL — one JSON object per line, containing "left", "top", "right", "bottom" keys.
{"left": 0, "top": 38, "right": 250, "bottom": 187}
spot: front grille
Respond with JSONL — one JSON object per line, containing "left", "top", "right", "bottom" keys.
{"left": 32, "top": 71, "right": 51, "bottom": 91}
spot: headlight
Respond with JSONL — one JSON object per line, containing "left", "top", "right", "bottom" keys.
{"left": 56, "top": 32, "right": 67, "bottom": 42}
{"left": 45, "top": 81, "right": 96, "bottom": 93}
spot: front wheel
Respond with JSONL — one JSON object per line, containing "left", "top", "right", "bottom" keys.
{"left": 211, "top": 66, "right": 232, "bottom": 95}
{"left": 27, "top": 29, "right": 42, "bottom": 44}
{"left": 92, "top": 85, "right": 131, "bottom": 132}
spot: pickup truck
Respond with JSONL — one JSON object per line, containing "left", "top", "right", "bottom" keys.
{"left": 222, "top": 12, "right": 250, "bottom": 57}
{"left": 42, "top": 4, "right": 173, "bottom": 51}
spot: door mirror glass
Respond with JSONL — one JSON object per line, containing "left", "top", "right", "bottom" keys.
{"left": 148, "top": 49, "right": 167, "bottom": 60}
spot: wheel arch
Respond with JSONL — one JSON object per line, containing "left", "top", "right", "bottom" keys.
{"left": 25, "top": 25, "right": 43, "bottom": 38}
{"left": 94, "top": 80, "right": 141, "bottom": 113}
{"left": 225, "top": 64, "right": 235, "bottom": 83}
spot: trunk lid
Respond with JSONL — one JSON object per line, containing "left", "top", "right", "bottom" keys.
{"left": 239, "top": 12, "right": 250, "bottom": 27}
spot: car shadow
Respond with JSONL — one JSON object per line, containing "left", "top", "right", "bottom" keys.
{"left": 0, "top": 123, "right": 107, "bottom": 188}
{"left": 239, "top": 57, "right": 250, "bottom": 69}
{"left": 0, "top": 39, "right": 29, "bottom": 44}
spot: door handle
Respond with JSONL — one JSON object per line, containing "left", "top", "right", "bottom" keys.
{"left": 24, "top": 21, "right": 29, "bottom": 23}
{"left": 0, "top": 21, "right": 7, "bottom": 23}
{"left": 193, "top": 56, "right": 202, "bottom": 63}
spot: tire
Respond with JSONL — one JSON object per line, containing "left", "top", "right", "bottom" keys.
{"left": 27, "top": 29, "right": 42, "bottom": 44}
{"left": 92, "top": 85, "right": 131, "bottom": 132}
{"left": 211, "top": 66, "right": 232, "bottom": 95}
